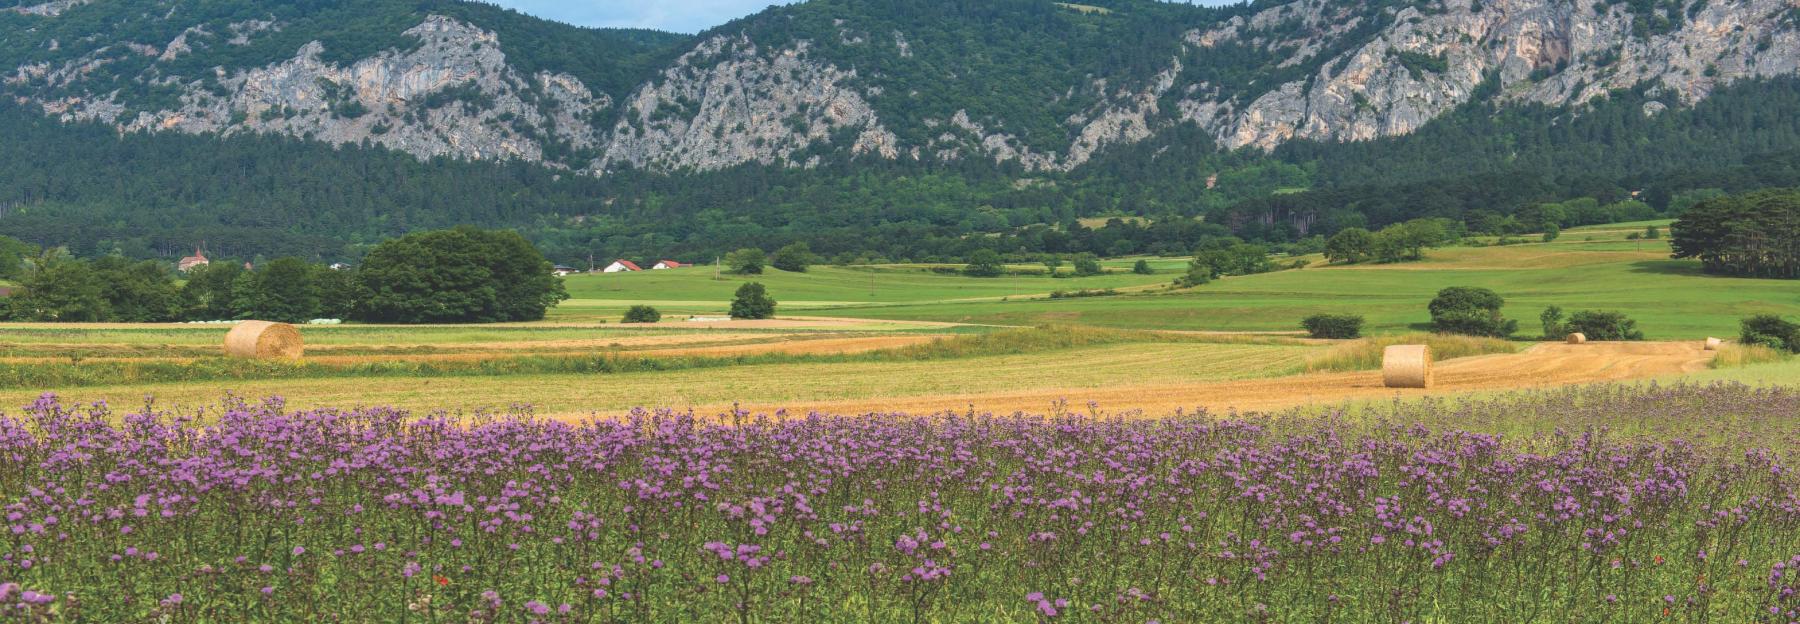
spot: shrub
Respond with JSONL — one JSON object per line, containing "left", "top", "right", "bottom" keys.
{"left": 1564, "top": 310, "right": 1644, "bottom": 340}
{"left": 1741, "top": 314, "right": 1800, "bottom": 353}
{"left": 1301, "top": 313, "right": 1364, "bottom": 339}
{"left": 1541, "top": 225, "right": 1559, "bottom": 242}
{"left": 1428, "top": 287, "right": 1517, "bottom": 337}
{"left": 729, "top": 282, "right": 776, "bottom": 319}
{"left": 621, "top": 305, "right": 661, "bottom": 324}
{"left": 1132, "top": 259, "right": 1154, "bottom": 275}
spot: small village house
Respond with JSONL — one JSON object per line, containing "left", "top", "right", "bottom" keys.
{"left": 602, "top": 260, "right": 642, "bottom": 273}
{"left": 651, "top": 260, "right": 683, "bottom": 270}
{"left": 551, "top": 265, "right": 579, "bottom": 276}
{"left": 177, "top": 247, "right": 209, "bottom": 272}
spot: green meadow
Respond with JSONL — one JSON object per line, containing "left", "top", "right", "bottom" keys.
{"left": 564, "top": 236, "right": 1799, "bottom": 339}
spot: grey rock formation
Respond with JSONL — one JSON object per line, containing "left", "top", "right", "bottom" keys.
{"left": 5, "top": 0, "right": 1798, "bottom": 173}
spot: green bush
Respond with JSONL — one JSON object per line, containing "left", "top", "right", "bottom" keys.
{"left": 1131, "top": 259, "right": 1154, "bottom": 275}
{"left": 771, "top": 242, "right": 815, "bottom": 273}
{"left": 621, "top": 305, "right": 661, "bottom": 324}
{"left": 730, "top": 282, "right": 776, "bottom": 320}
{"left": 1428, "top": 287, "right": 1517, "bottom": 338}
{"left": 1742, "top": 314, "right": 1799, "bottom": 353}
{"left": 1071, "top": 254, "right": 1102, "bottom": 276}
{"left": 1301, "top": 314, "right": 1364, "bottom": 339}
{"left": 1564, "top": 310, "right": 1645, "bottom": 341}
{"left": 725, "top": 248, "right": 766, "bottom": 275}
{"left": 1539, "top": 306, "right": 1566, "bottom": 340}
{"left": 963, "top": 250, "right": 1004, "bottom": 278}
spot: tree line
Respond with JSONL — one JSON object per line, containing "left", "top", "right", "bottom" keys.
{"left": 1, "top": 228, "right": 567, "bottom": 324}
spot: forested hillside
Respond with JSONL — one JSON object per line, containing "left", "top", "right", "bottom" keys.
{"left": 2, "top": 0, "right": 1799, "bottom": 263}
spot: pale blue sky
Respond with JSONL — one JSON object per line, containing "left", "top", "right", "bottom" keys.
{"left": 488, "top": 1, "right": 1234, "bottom": 34}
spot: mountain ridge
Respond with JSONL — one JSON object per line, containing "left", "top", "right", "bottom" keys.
{"left": 8, "top": 0, "right": 1795, "bottom": 175}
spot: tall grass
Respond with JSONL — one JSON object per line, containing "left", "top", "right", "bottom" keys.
{"left": 1305, "top": 333, "right": 1518, "bottom": 373}
{"left": 1708, "top": 342, "right": 1790, "bottom": 369}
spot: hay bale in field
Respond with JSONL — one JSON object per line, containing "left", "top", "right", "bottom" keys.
{"left": 1704, "top": 337, "right": 1723, "bottom": 351}
{"left": 1566, "top": 333, "right": 1587, "bottom": 344}
{"left": 1381, "top": 344, "right": 1432, "bottom": 389}
{"left": 223, "top": 321, "right": 303, "bottom": 359}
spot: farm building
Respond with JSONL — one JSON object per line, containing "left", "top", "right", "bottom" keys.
{"left": 551, "top": 265, "right": 580, "bottom": 276}
{"left": 177, "top": 248, "right": 209, "bottom": 272}
{"left": 602, "top": 260, "right": 642, "bottom": 273}
{"left": 652, "top": 260, "right": 683, "bottom": 269}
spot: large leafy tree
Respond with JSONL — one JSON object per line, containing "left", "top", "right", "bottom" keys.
{"left": 233, "top": 257, "right": 322, "bottom": 323}
{"left": 354, "top": 227, "right": 566, "bottom": 323}
{"left": 1428, "top": 286, "right": 1517, "bottom": 338}
{"left": 90, "top": 256, "right": 181, "bottom": 322}
{"left": 6, "top": 250, "right": 107, "bottom": 322}
{"left": 179, "top": 262, "right": 246, "bottom": 321}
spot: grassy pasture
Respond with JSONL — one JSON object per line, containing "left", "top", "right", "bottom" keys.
{"left": 552, "top": 264, "right": 1173, "bottom": 319}
{"left": 833, "top": 241, "right": 1799, "bottom": 338}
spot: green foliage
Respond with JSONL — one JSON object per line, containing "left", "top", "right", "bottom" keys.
{"left": 354, "top": 227, "right": 567, "bottom": 323}
{"left": 1324, "top": 228, "right": 1374, "bottom": 264}
{"left": 1564, "top": 310, "right": 1645, "bottom": 341}
{"left": 726, "top": 248, "right": 767, "bottom": 275}
{"left": 0, "top": 234, "right": 35, "bottom": 280}
{"left": 770, "top": 242, "right": 815, "bottom": 273}
{"left": 1392, "top": 50, "right": 1449, "bottom": 79}
{"left": 232, "top": 257, "right": 322, "bottom": 323}
{"left": 1300, "top": 313, "right": 1364, "bottom": 339}
{"left": 1741, "top": 314, "right": 1800, "bottom": 353}
{"left": 5, "top": 250, "right": 106, "bottom": 322}
{"left": 179, "top": 262, "right": 245, "bottom": 321}
{"left": 1131, "top": 259, "right": 1154, "bottom": 275}
{"left": 1541, "top": 224, "right": 1560, "bottom": 242}
{"left": 1429, "top": 286, "right": 1517, "bottom": 338}
{"left": 728, "top": 282, "right": 775, "bottom": 319}
{"left": 1671, "top": 189, "right": 1800, "bottom": 278}
{"left": 621, "top": 305, "right": 661, "bottom": 324}
{"left": 1071, "top": 253, "right": 1103, "bottom": 277}
{"left": 1539, "top": 306, "right": 1566, "bottom": 340}
{"left": 1644, "top": 225, "right": 1661, "bottom": 239}
{"left": 963, "top": 249, "right": 1005, "bottom": 278}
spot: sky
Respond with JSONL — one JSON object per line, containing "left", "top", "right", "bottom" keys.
{"left": 488, "top": 1, "right": 1232, "bottom": 34}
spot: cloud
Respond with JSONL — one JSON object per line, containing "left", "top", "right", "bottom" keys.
{"left": 487, "top": 0, "right": 1238, "bottom": 34}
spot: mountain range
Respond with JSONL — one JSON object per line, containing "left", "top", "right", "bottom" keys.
{"left": 3, "top": 0, "right": 1799, "bottom": 262}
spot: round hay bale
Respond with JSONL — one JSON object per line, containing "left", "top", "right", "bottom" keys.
{"left": 1382, "top": 344, "right": 1432, "bottom": 389}
{"left": 223, "top": 321, "right": 304, "bottom": 359}
{"left": 1566, "top": 332, "right": 1588, "bottom": 344}
{"left": 1704, "top": 337, "right": 1723, "bottom": 351}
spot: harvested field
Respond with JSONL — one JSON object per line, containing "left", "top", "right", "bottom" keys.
{"left": 692, "top": 341, "right": 1717, "bottom": 417}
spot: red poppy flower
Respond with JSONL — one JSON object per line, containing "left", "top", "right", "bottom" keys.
{"left": 434, "top": 575, "right": 449, "bottom": 586}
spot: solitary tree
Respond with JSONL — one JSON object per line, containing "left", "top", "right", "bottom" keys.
{"left": 1324, "top": 228, "right": 1374, "bottom": 264}
{"left": 1429, "top": 286, "right": 1517, "bottom": 337}
{"left": 730, "top": 282, "right": 776, "bottom": 319}
{"left": 1071, "top": 254, "right": 1102, "bottom": 276}
{"left": 1132, "top": 259, "right": 1154, "bottom": 275}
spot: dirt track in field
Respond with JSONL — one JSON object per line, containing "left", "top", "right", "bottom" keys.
{"left": 678, "top": 341, "right": 1717, "bottom": 417}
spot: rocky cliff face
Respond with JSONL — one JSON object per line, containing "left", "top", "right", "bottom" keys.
{"left": 4, "top": 0, "right": 1798, "bottom": 174}
{"left": 1182, "top": 0, "right": 1800, "bottom": 151}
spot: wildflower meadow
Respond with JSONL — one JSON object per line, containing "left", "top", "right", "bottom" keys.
{"left": 2, "top": 383, "right": 1799, "bottom": 622}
